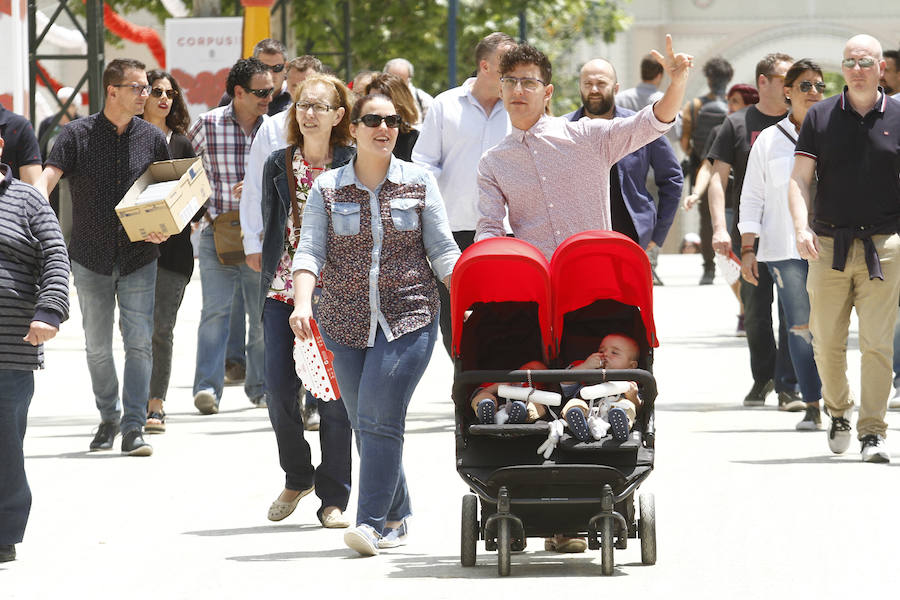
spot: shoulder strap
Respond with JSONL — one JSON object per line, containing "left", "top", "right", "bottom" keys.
{"left": 774, "top": 123, "right": 797, "bottom": 145}
{"left": 285, "top": 145, "right": 301, "bottom": 237}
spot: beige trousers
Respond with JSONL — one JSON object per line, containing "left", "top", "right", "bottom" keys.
{"left": 807, "top": 234, "right": 900, "bottom": 437}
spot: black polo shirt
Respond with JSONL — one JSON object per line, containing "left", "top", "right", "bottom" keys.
{"left": 795, "top": 88, "right": 900, "bottom": 228}
{"left": 0, "top": 104, "right": 42, "bottom": 179}
{"left": 46, "top": 111, "right": 170, "bottom": 276}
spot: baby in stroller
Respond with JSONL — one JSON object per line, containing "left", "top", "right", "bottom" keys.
{"left": 469, "top": 333, "right": 642, "bottom": 443}
{"left": 469, "top": 360, "right": 550, "bottom": 425}
{"left": 562, "top": 333, "right": 642, "bottom": 443}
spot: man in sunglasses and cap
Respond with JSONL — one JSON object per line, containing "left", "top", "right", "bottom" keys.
{"left": 788, "top": 34, "right": 900, "bottom": 463}
{"left": 188, "top": 57, "right": 272, "bottom": 416}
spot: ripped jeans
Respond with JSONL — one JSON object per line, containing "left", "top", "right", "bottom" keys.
{"left": 767, "top": 259, "right": 822, "bottom": 404}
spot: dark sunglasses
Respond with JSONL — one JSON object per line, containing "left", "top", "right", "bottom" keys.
{"left": 353, "top": 114, "right": 403, "bottom": 128}
{"left": 265, "top": 63, "right": 285, "bottom": 73}
{"left": 150, "top": 87, "right": 179, "bottom": 99}
{"left": 798, "top": 81, "right": 826, "bottom": 93}
{"left": 244, "top": 87, "right": 274, "bottom": 98}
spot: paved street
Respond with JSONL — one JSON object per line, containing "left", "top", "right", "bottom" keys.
{"left": 3, "top": 253, "right": 899, "bottom": 599}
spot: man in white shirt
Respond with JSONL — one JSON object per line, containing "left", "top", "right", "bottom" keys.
{"left": 412, "top": 32, "right": 516, "bottom": 355}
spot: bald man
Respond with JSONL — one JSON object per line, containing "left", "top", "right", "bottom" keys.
{"left": 564, "top": 58, "right": 682, "bottom": 285}
{"left": 788, "top": 34, "right": 900, "bottom": 463}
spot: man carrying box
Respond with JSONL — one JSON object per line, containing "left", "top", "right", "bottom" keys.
{"left": 36, "top": 58, "right": 171, "bottom": 457}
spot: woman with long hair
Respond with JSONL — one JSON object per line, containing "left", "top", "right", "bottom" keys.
{"left": 259, "top": 74, "right": 355, "bottom": 527}
{"left": 140, "top": 69, "right": 198, "bottom": 434}
{"left": 289, "top": 93, "right": 459, "bottom": 555}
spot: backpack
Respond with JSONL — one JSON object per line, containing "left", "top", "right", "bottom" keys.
{"left": 689, "top": 95, "right": 728, "bottom": 161}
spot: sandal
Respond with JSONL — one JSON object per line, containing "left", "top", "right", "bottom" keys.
{"left": 145, "top": 410, "right": 166, "bottom": 434}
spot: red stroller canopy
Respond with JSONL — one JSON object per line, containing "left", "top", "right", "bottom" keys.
{"left": 450, "top": 237, "right": 552, "bottom": 359}
{"left": 550, "top": 231, "right": 657, "bottom": 349}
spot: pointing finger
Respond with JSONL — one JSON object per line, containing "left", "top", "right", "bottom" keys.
{"left": 649, "top": 49, "right": 664, "bottom": 65}
{"left": 666, "top": 34, "right": 674, "bottom": 57}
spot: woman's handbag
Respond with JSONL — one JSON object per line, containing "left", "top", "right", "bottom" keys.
{"left": 211, "top": 209, "right": 245, "bottom": 265}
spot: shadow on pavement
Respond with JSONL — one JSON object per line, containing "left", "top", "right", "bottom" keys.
{"left": 201, "top": 427, "right": 273, "bottom": 436}
{"left": 25, "top": 450, "right": 125, "bottom": 460}
{"left": 185, "top": 524, "right": 318, "bottom": 537}
{"left": 383, "top": 552, "right": 633, "bottom": 578}
{"left": 227, "top": 548, "right": 350, "bottom": 561}
{"left": 701, "top": 428, "right": 807, "bottom": 434}
{"left": 733, "top": 456, "right": 900, "bottom": 466}
{"left": 654, "top": 403, "right": 745, "bottom": 413}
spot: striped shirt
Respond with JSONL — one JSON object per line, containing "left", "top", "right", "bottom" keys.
{"left": 189, "top": 103, "right": 266, "bottom": 216}
{"left": 0, "top": 164, "right": 70, "bottom": 370}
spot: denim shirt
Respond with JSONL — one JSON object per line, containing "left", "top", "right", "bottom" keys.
{"left": 259, "top": 145, "right": 355, "bottom": 312}
{"left": 292, "top": 155, "right": 460, "bottom": 348}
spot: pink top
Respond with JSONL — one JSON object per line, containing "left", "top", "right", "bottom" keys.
{"left": 475, "top": 105, "right": 671, "bottom": 259}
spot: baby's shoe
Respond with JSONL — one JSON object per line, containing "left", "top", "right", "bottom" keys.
{"left": 608, "top": 407, "right": 630, "bottom": 442}
{"left": 477, "top": 398, "right": 496, "bottom": 424}
{"left": 507, "top": 400, "right": 528, "bottom": 424}
{"left": 564, "top": 408, "right": 593, "bottom": 443}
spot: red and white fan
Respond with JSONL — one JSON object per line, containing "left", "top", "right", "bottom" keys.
{"left": 293, "top": 318, "right": 341, "bottom": 402}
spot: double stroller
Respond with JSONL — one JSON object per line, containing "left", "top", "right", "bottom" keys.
{"left": 450, "top": 231, "right": 658, "bottom": 576}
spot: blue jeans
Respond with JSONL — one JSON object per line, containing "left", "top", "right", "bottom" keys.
{"left": 72, "top": 260, "right": 156, "bottom": 433}
{"left": 768, "top": 260, "right": 822, "bottom": 404}
{"left": 263, "top": 299, "right": 352, "bottom": 510}
{"left": 226, "top": 287, "right": 246, "bottom": 366}
{"left": 193, "top": 228, "right": 264, "bottom": 402}
{"left": 322, "top": 320, "right": 437, "bottom": 534}
{"left": 0, "top": 370, "right": 34, "bottom": 544}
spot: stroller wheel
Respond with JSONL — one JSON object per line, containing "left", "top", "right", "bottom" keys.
{"left": 639, "top": 493, "right": 656, "bottom": 565}
{"left": 461, "top": 494, "right": 478, "bottom": 567}
{"left": 497, "top": 519, "right": 511, "bottom": 576}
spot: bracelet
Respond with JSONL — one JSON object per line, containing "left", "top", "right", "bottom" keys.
{"left": 740, "top": 245, "right": 755, "bottom": 252}
{"left": 741, "top": 248, "right": 756, "bottom": 256}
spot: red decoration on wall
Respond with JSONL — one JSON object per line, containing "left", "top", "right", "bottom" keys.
{"left": 102, "top": 3, "right": 166, "bottom": 68}
{"left": 171, "top": 67, "right": 230, "bottom": 108}
{"left": 1, "top": 0, "right": 12, "bottom": 16}
{"left": 0, "top": 94, "right": 13, "bottom": 110}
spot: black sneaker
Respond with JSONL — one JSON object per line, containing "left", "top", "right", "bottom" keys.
{"left": 121, "top": 429, "right": 153, "bottom": 457}
{"left": 699, "top": 267, "right": 715, "bottom": 285}
{"left": 743, "top": 380, "right": 774, "bottom": 407}
{"left": 651, "top": 266, "right": 664, "bottom": 286}
{"left": 89, "top": 421, "right": 119, "bottom": 451}
{"left": 0, "top": 544, "right": 15, "bottom": 562}
{"left": 795, "top": 404, "right": 822, "bottom": 431}
{"left": 777, "top": 390, "right": 806, "bottom": 412}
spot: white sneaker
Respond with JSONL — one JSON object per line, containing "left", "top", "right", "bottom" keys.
{"left": 826, "top": 409, "right": 852, "bottom": 454}
{"left": 888, "top": 388, "right": 900, "bottom": 410}
{"left": 860, "top": 435, "right": 890, "bottom": 463}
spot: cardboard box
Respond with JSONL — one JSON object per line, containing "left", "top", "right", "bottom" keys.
{"left": 116, "top": 158, "right": 211, "bottom": 242}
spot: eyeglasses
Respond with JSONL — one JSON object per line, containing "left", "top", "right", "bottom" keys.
{"left": 150, "top": 88, "right": 179, "bottom": 99}
{"left": 798, "top": 81, "right": 826, "bottom": 93}
{"left": 352, "top": 114, "right": 403, "bottom": 128}
{"left": 842, "top": 57, "right": 877, "bottom": 69}
{"left": 244, "top": 87, "right": 275, "bottom": 98}
{"left": 112, "top": 83, "right": 151, "bottom": 95}
{"left": 265, "top": 63, "right": 285, "bottom": 73}
{"left": 500, "top": 76, "right": 547, "bottom": 92}
{"left": 296, "top": 101, "right": 336, "bottom": 114}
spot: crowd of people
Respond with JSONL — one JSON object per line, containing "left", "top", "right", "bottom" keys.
{"left": 0, "top": 29, "right": 898, "bottom": 564}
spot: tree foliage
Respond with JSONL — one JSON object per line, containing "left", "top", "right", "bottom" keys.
{"left": 290, "top": 0, "right": 631, "bottom": 103}
{"left": 101, "top": 0, "right": 632, "bottom": 112}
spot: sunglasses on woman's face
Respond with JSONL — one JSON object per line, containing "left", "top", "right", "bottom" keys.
{"left": 353, "top": 114, "right": 402, "bottom": 128}
{"left": 150, "top": 87, "right": 178, "bottom": 98}
{"left": 798, "top": 81, "right": 826, "bottom": 93}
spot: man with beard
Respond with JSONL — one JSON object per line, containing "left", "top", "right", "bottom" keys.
{"left": 564, "top": 58, "right": 682, "bottom": 284}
